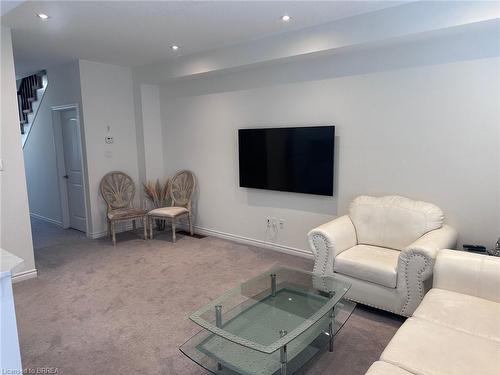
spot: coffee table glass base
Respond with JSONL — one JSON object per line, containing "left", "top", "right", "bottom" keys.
{"left": 180, "top": 298, "right": 356, "bottom": 375}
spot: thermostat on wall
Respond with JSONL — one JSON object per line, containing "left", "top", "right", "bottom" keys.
{"left": 105, "top": 136, "right": 114, "bottom": 144}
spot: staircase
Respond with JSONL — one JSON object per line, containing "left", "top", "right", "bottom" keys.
{"left": 17, "top": 71, "right": 48, "bottom": 147}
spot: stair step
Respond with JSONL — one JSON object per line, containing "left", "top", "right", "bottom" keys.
{"left": 18, "top": 72, "right": 48, "bottom": 147}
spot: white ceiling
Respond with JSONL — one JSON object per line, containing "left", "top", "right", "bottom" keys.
{"left": 0, "top": 1, "right": 406, "bottom": 75}
{"left": 0, "top": 0, "right": 24, "bottom": 16}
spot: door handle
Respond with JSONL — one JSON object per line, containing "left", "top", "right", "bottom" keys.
{"left": 63, "top": 174, "right": 69, "bottom": 179}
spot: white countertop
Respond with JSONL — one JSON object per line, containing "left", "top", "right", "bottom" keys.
{"left": 0, "top": 248, "right": 24, "bottom": 278}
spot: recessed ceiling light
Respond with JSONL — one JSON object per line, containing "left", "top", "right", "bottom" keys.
{"left": 171, "top": 45, "right": 179, "bottom": 51}
{"left": 37, "top": 13, "right": 50, "bottom": 20}
{"left": 281, "top": 15, "right": 291, "bottom": 22}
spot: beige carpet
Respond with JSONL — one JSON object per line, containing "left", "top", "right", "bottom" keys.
{"left": 13, "top": 219, "right": 404, "bottom": 375}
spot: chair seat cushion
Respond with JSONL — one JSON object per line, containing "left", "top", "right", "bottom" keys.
{"left": 413, "top": 288, "right": 500, "bottom": 343}
{"left": 380, "top": 317, "right": 500, "bottom": 375}
{"left": 108, "top": 208, "right": 147, "bottom": 220}
{"left": 148, "top": 206, "right": 189, "bottom": 218}
{"left": 334, "top": 245, "right": 399, "bottom": 288}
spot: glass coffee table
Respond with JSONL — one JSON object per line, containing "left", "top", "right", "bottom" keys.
{"left": 180, "top": 267, "right": 355, "bottom": 375}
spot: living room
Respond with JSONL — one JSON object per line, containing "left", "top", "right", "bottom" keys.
{"left": 1, "top": 1, "right": 499, "bottom": 375}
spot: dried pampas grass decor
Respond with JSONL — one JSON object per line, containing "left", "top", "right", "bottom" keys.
{"left": 143, "top": 178, "right": 170, "bottom": 208}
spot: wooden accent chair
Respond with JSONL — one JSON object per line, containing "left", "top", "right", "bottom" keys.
{"left": 100, "top": 171, "right": 148, "bottom": 245}
{"left": 148, "top": 170, "right": 196, "bottom": 243}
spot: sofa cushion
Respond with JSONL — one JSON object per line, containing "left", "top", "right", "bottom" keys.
{"left": 413, "top": 288, "right": 500, "bottom": 343}
{"left": 380, "top": 317, "right": 500, "bottom": 375}
{"left": 434, "top": 249, "right": 500, "bottom": 303}
{"left": 365, "top": 361, "right": 413, "bottom": 375}
{"left": 349, "top": 195, "right": 444, "bottom": 250}
{"left": 334, "top": 245, "right": 399, "bottom": 288}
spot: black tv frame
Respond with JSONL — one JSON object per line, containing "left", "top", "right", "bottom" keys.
{"left": 238, "top": 125, "right": 335, "bottom": 196}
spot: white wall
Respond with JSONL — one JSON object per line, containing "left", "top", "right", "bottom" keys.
{"left": 140, "top": 84, "right": 164, "bottom": 182}
{"left": 23, "top": 61, "right": 83, "bottom": 225}
{"left": 22, "top": 59, "right": 141, "bottom": 238}
{"left": 160, "top": 50, "right": 500, "bottom": 253}
{"left": 0, "top": 27, "right": 36, "bottom": 277}
{"left": 79, "top": 60, "right": 140, "bottom": 237}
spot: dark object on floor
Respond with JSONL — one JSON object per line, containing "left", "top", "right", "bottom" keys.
{"left": 178, "top": 230, "right": 206, "bottom": 239}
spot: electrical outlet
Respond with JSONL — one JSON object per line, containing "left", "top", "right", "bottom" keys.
{"left": 266, "top": 217, "right": 271, "bottom": 228}
{"left": 279, "top": 219, "right": 285, "bottom": 229}
{"left": 271, "top": 217, "right": 278, "bottom": 228}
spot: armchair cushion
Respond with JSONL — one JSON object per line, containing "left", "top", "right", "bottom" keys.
{"left": 334, "top": 245, "right": 399, "bottom": 288}
{"left": 349, "top": 195, "right": 444, "bottom": 250}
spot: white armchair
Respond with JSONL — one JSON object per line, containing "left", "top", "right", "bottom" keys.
{"left": 308, "top": 195, "right": 457, "bottom": 316}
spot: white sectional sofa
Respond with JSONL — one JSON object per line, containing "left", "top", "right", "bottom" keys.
{"left": 366, "top": 249, "right": 500, "bottom": 375}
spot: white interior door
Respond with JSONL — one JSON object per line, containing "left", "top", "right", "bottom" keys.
{"left": 61, "top": 109, "right": 87, "bottom": 232}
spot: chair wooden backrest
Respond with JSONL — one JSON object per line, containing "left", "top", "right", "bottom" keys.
{"left": 169, "top": 170, "right": 196, "bottom": 210}
{"left": 100, "top": 171, "right": 136, "bottom": 212}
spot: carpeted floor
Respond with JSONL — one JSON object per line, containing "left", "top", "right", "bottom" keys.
{"left": 13, "top": 219, "right": 404, "bottom": 375}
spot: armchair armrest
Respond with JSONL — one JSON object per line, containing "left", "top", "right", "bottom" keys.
{"left": 397, "top": 224, "right": 458, "bottom": 316}
{"left": 308, "top": 215, "right": 357, "bottom": 276}
{"left": 434, "top": 249, "right": 500, "bottom": 302}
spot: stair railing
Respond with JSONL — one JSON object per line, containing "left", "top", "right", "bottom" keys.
{"left": 17, "top": 72, "right": 43, "bottom": 134}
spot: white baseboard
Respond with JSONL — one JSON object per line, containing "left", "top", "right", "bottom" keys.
{"left": 12, "top": 268, "right": 38, "bottom": 283}
{"left": 30, "top": 213, "right": 63, "bottom": 227}
{"left": 88, "top": 220, "right": 313, "bottom": 260}
{"left": 90, "top": 229, "right": 111, "bottom": 239}
{"left": 89, "top": 231, "right": 107, "bottom": 239}
{"left": 193, "top": 225, "right": 314, "bottom": 260}
{"left": 89, "top": 222, "right": 145, "bottom": 239}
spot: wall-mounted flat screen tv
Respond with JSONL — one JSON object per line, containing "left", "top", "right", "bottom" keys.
{"left": 238, "top": 126, "right": 334, "bottom": 196}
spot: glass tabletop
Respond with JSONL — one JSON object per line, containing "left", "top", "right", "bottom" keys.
{"left": 189, "top": 267, "right": 351, "bottom": 354}
{"left": 181, "top": 298, "right": 356, "bottom": 375}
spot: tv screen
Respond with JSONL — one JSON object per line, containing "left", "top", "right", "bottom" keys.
{"left": 238, "top": 126, "right": 334, "bottom": 196}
